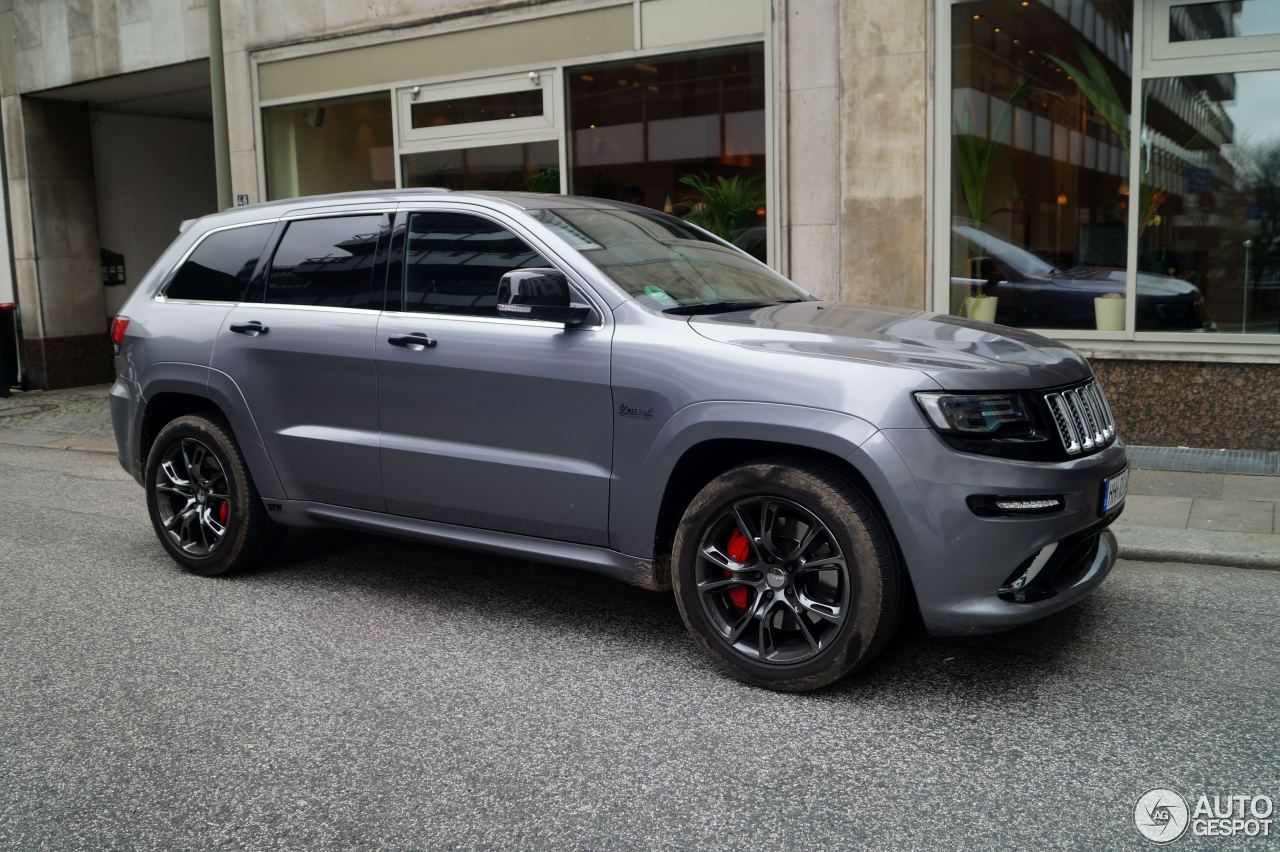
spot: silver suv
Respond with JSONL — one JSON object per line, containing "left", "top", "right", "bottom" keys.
{"left": 109, "top": 190, "right": 1127, "bottom": 691}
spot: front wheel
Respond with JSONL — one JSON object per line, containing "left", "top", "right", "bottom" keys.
{"left": 144, "top": 414, "right": 284, "bottom": 577}
{"left": 672, "top": 458, "right": 903, "bottom": 691}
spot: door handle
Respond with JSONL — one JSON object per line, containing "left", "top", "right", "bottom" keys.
{"left": 388, "top": 333, "right": 437, "bottom": 350}
{"left": 229, "top": 321, "right": 268, "bottom": 336}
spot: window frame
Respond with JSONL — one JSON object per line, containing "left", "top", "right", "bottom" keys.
{"left": 1148, "top": 0, "right": 1280, "bottom": 64}
{"left": 388, "top": 201, "right": 608, "bottom": 329}
{"left": 396, "top": 70, "right": 557, "bottom": 147}
{"left": 933, "top": 0, "right": 1280, "bottom": 353}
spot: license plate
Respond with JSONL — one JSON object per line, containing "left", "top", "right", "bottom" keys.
{"left": 1101, "top": 468, "right": 1129, "bottom": 514}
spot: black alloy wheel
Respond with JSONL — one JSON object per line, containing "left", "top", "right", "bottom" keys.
{"left": 672, "top": 458, "right": 903, "bottom": 691}
{"left": 145, "top": 414, "right": 285, "bottom": 577}
{"left": 153, "top": 437, "right": 232, "bottom": 557}
{"left": 695, "top": 496, "right": 850, "bottom": 665}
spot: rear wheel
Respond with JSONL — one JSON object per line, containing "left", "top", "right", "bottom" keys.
{"left": 672, "top": 458, "right": 902, "bottom": 691}
{"left": 145, "top": 414, "right": 284, "bottom": 576}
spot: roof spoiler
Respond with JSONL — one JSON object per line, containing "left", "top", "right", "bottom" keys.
{"left": 178, "top": 218, "right": 196, "bottom": 234}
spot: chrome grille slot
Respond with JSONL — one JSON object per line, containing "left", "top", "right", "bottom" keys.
{"left": 1044, "top": 380, "right": 1116, "bottom": 456}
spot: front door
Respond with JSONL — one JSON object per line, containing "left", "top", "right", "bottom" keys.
{"left": 211, "top": 212, "right": 389, "bottom": 512}
{"left": 376, "top": 209, "right": 613, "bottom": 545}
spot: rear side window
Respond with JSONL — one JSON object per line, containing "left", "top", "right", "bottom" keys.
{"left": 403, "top": 212, "right": 549, "bottom": 316}
{"left": 165, "top": 224, "right": 273, "bottom": 302}
{"left": 266, "top": 215, "right": 385, "bottom": 309}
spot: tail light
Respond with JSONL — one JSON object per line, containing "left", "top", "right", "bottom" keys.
{"left": 110, "top": 315, "right": 130, "bottom": 351}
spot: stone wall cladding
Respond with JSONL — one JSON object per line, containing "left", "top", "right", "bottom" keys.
{"left": 22, "top": 333, "right": 114, "bottom": 390}
{"left": 1091, "top": 358, "right": 1280, "bottom": 452}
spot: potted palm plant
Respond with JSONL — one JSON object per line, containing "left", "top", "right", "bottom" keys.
{"left": 677, "top": 172, "right": 764, "bottom": 243}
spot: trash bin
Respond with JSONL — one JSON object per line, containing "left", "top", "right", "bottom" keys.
{"left": 0, "top": 302, "right": 17, "bottom": 398}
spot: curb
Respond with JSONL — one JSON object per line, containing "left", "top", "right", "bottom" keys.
{"left": 1113, "top": 523, "right": 1280, "bottom": 571}
{"left": 0, "top": 432, "right": 117, "bottom": 455}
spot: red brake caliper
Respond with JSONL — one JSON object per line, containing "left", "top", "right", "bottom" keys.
{"left": 725, "top": 528, "right": 751, "bottom": 613}
{"left": 216, "top": 501, "right": 229, "bottom": 524}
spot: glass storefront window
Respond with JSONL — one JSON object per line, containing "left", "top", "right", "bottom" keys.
{"left": 263, "top": 93, "right": 394, "bottom": 200}
{"left": 1140, "top": 69, "right": 1280, "bottom": 334}
{"left": 401, "top": 140, "right": 560, "bottom": 192}
{"left": 1170, "top": 1, "right": 1280, "bottom": 42}
{"left": 950, "top": 1, "right": 1139, "bottom": 330}
{"left": 409, "top": 89, "right": 544, "bottom": 130}
{"left": 567, "top": 46, "right": 768, "bottom": 262}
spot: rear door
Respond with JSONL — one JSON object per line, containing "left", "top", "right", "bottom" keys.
{"left": 211, "top": 211, "right": 389, "bottom": 511}
{"left": 375, "top": 207, "right": 614, "bottom": 545}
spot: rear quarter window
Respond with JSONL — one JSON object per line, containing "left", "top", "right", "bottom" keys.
{"left": 165, "top": 224, "right": 273, "bottom": 302}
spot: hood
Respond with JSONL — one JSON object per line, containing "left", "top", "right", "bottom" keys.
{"left": 689, "top": 301, "right": 1093, "bottom": 391}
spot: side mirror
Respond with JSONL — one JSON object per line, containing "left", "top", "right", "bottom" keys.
{"left": 497, "top": 268, "right": 592, "bottom": 327}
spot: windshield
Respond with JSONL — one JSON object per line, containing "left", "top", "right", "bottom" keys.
{"left": 530, "top": 208, "right": 809, "bottom": 311}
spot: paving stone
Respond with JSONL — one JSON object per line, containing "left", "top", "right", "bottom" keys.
{"left": 1118, "top": 495, "right": 1192, "bottom": 530}
{"left": 1188, "top": 498, "right": 1276, "bottom": 534}
{"left": 1221, "top": 473, "right": 1280, "bottom": 502}
{"left": 1127, "top": 468, "right": 1223, "bottom": 499}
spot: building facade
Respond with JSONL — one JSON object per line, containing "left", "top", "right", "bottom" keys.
{"left": 0, "top": 0, "right": 1276, "bottom": 450}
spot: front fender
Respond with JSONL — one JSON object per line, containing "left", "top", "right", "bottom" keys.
{"left": 138, "top": 363, "right": 285, "bottom": 501}
{"left": 610, "top": 401, "right": 878, "bottom": 558}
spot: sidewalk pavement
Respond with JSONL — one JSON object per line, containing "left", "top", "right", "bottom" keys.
{"left": 1, "top": 384, "right": 1277, "bottom": 570}
{"left": 1114, "top": 470, "right": 1280, "bottom": 570}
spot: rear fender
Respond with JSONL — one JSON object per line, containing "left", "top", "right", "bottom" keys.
{"left": 138, "top": 363, "right": 285, "bottom": 500}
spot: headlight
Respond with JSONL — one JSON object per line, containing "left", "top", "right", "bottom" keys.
{"left": 914, "top": 392, "right": 1033, "bottom": 436}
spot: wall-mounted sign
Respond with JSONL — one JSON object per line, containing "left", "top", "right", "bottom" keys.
{"left": 236, "top": 194, "right": 250, "bottom": 207}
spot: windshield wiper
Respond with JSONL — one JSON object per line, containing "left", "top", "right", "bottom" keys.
{"left": 663, "top": 299, "right": 803, "bottom": 315}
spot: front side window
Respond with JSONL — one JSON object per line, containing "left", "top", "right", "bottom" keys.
{"left": 531, "top": 207, "right": 805, "bottom": 311}
{"left": 402, "top": 212, "right": 549, "bottom": 316}
{"left": 266, "top": 215, "right": 385, "bottom": 309}
{"left": 166, "top": 224, "right": 273, "bottom": 302}
{"left": 949, "top": 0, "right": 1135, "bottom": 330}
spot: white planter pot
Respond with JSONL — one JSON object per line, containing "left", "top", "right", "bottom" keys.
{"left": 963, "top": 295, "right": 999, "bottom": 324}
{"left": 1094, "top": 296, "right": 1126, "bottom": 331}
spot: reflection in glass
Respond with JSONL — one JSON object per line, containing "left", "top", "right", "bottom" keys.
{"left": 950, "top": 1, "right": 1144, "bottom": 330}
{"left": 402, "top": 140, "right": 560, "bottom": 192}
{"left": 167, "top": 225, "right": 273, "bottom": 302}
{"left": 263, "top": 94, "right": 394, "bottom": 200}
{"left": 409, "top": 89, "right": 544, "bottom": 129}
{"left": 1170, "top": 1, "right": 1280, "bottom": 42}
{"left": 1141, "top": 69, "right": 1280, "bottom": 334}
{"left": 402, "top": 212, "right": 548, "bottom": 317}
{"left": 567, "top": 46, "right": 768, "bottom": 262}
{"left": 267, "top": 215, "right": 384, "bottom": 309}
{"left": 529, "top": 208, "right": 804, "bottom": 310}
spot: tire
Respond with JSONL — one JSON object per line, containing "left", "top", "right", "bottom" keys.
{"left": 144, "top": 414, "right": 285, "bottom": 577}
{"left": 671, "top": 458, "right": 903, "bottom": 691}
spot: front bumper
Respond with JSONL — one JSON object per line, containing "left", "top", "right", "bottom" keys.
{"left": 849, "top": 428, "right": 1126, "bottom": 636}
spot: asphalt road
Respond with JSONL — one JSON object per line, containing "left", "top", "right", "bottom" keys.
{"left": 1, "top": 443, "right": 1277, "bottom": 850}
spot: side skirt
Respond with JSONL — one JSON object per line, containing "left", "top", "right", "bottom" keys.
{"left": 266, "top": 499, "right": 664, "bottom": 591}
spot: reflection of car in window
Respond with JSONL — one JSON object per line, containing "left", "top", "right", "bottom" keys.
{"left": 951, "top": 223, "right": 1212, "bottom": 331}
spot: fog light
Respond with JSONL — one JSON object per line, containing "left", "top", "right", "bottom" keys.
{"left": 968, "top": 495, "right": 1065, "bottom": 517}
